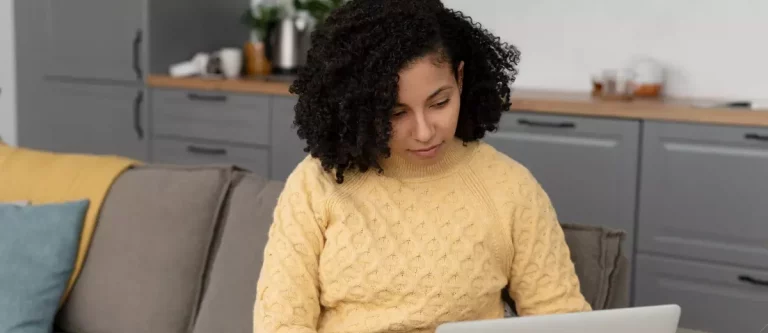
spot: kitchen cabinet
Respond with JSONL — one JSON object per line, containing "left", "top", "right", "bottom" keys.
{"left": 634, "top": 121, "right": 768, "bottom": 333}
{"left": 634, "top": 254, "right": 768, "bottom": 333}
{"left": 149, "top": 89, "right": 306, "bottom": 181}
{"left": 149, "top": 88, "right": 272, "bottom": 173}
{"left": 637, "top": 121, "right": 768, "bottom": 270}
{"left": 270, "top": 96, "right": 307, "bottom": 181}
{"left": 42, "top": 0, "right": 144, "bottom": 82}
{"left": 21, "top": 81, "right": 148, "bottom": 161}
{"left": 485, "top": 112, "right": 641, "bottom": 259}
{"left": 15, "top": 0, "right": 148, "bottom": 159}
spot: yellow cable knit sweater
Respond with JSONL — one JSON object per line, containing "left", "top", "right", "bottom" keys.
{"left": 253, "top": 138, "right": 591, "bottom": 333}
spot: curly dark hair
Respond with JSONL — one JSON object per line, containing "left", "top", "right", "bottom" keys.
{"left": 289, "top": 0, "right": 521, "bottom": 183}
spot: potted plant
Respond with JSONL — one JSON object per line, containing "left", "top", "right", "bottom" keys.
{"left": 239, "top": 0, "right": 348, "bottom": 77}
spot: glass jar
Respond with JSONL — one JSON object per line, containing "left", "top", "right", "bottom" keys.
{"left": 600, "top": 69, "right": 635, "bottom": 101}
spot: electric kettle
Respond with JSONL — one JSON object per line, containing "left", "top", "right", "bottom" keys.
{"left": 266, "top": 11, "right": 314, "bottom": 75}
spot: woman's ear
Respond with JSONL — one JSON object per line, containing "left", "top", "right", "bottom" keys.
{"left": 457, "top": 61, "right": 465, "bottom": 92}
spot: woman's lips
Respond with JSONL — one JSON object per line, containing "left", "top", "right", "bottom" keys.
{"left": 409, "top": 142, "right": 442, "bottom": 158}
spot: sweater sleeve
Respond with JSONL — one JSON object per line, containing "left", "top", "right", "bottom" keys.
{"left": 254, "top": 161, "right": 330, "bottom": 333}
{"left": 506, "top": 169, "right": 592, "bottom": 316}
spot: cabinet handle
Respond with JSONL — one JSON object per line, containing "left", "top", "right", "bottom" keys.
{"left": 186, "top": 145, "right": 228, "bottom": 156}
{"left": 517, "top": 119, "right": 576, "bottom": 129}
{"left": 132, "top": 29, "right": 143, "bottom": 80}
{"left": 744, "top": 133, "right": 768, "bottom": 142}
{"left": 187, "top": 93, "right": 227, "bottom": 102}
{"left": 738, "top": 275, "right": 768, "bottom": 287}
{"left": 133, "top": 90, "right": 144, "bottom": 139}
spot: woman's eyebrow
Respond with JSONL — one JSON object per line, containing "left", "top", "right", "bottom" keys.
{"left": 428, "top": 86, "right": 452, "bottom": 100}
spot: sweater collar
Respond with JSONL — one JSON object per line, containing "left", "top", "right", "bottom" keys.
{"left": 377, "top": 137, "right": 478, "bottom": 180}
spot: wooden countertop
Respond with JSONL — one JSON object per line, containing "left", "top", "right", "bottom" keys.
{"left": 147, "top": 74, "right": 768, "bottom": 128}
{"left": 148, "top": 74, "right": 294, "bottom": 96}
{"left": 509, "top": 90, "right": 768, "bottom": 127}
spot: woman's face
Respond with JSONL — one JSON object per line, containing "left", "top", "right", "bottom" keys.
{"left": 389, "top": 54, "right": 464, "bottom": 165}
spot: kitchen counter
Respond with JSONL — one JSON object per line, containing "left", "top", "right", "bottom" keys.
{"left": 147, "top": 74, "right": 768, "bottom": 128}
{"left": 147, "top": 74, "right": 294, "bottom": 96}
{"left": 511, "top": 90, "right": 768, "bottom": 127}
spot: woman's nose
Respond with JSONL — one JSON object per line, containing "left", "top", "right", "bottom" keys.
{"left": 412, "top": 111, "right": 435, "bottom": 143}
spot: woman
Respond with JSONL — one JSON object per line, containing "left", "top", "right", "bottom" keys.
{"left": 253, "top": 0, "right": 591, "bottom": 332}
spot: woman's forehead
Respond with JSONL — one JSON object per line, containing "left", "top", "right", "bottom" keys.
{"left": 397, "top": 57, "right": 456, "bottom": 104}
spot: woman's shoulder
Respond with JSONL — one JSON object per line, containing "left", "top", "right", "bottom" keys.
{"left": 283, "top": 154, "right": 340, "bottom": 193}
{"left": 271, "top": 155, "right": 341, "bottom": 229}
{"left": 469, "top": 141, "right": 547, "bottom": 203}
{"left": 472, "top": 140, "right": 537, "bottom": 180}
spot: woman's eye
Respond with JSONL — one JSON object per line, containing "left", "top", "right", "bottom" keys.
{"left": 433, "top": 99, "right": 450, "bottom": 108}
{"left": 392, "top": 110, "right": 406, "bottom": 118}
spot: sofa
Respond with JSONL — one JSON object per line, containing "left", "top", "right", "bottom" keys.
{"left": 3, "top": 160, "right": 634, "bottom": 333}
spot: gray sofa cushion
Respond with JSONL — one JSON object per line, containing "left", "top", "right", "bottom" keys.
{"left": 56, "top": 165, "right": 237, "bottom": 333}
{"left": 561, "top": 223, "right": 629, "bottom": 310}
{"left": 192, "top": 172, "right": 284, "bottom": 333}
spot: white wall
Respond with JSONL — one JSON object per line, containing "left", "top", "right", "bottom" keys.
{"left": 0, "top": 0, "right": 16, "bottom": 145}
{"left": 442, "top": 0, "right": 768, "bottom": 100}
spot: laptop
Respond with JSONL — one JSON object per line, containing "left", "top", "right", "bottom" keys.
{"left": 436, "top": 304, "right": 681, "bottom": 333}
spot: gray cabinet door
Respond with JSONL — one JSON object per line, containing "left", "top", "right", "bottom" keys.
{"left": 638, "top": 121, "right": 768, "bottom": 270}
{"left": 634, "top": 254, "right": 768, "bottom": 333}
{"left": 485, "top": 112, "right": 641, "bottom": 258}
{"left": 270, "top": 96, "right": 308, "bottom": 181}
{"left": 43, "top": 0, "right": 144, "bottom": 82}
{"left": 20, "top": 81, "right": 147, "bottom": 161}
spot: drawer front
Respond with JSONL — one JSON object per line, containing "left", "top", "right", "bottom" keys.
{"left": 499, "top": 111, "right": 641, "bottom": 136}
{"left": 638, "top": 121, "right": 768, "bottom": 269}
{"left": 151, "top": 89, "right": 270, "bottom": 145}
{"left": 152, "top": 138, "right": 269, "bottom": 176}
{"left": 634, "top": 254, "right": 768, "bottom": 333}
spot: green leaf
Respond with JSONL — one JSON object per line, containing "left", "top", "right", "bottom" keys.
{"left": 240, "top": 4, "right": 281, "bottom": 40}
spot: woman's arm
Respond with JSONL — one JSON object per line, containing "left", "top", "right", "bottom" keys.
{"left": 506, "top": 170, "right": 592, "bottom": 316}
{"left": 253, "top": 164, "right": 329, "bottom": 333}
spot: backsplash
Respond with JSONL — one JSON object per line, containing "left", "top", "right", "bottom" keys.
{"left": 438, "top": 0, "right": 768, "bottom": 100}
